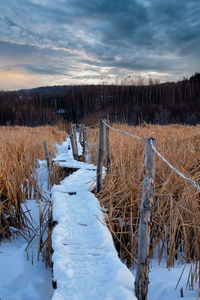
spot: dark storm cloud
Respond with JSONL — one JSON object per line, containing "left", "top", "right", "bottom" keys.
{"left": 70, "top": 0, "right": 151, "bottom": 43}
{"left": 3, "top": 63, "right": 68, "bottom": 76}
{"left": 22, "top": 64, "right": 69, "bottom": 76}
{"left": 148, "top": 1, "right": 200, "bottom": 53}
{"left": 64, "top": 0, "right": 200, "bottom": 74}
{"left": 0, "top": 41, "right": 77, "bottom": 60}
{"left": 0, "top": 0, "right": 199, "bottom": 89}
{"left": 0, "top": 41, "right": 37, "bottom": 59}
{"left": 82, "top": 55, "right": 179, "bottom": 72}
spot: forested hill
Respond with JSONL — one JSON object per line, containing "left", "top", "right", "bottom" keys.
{"left": 0, "top": 73, "right": 200, "bottom": 126}
{"left": 18, "top": 85, "right": 72, "bottom": 96}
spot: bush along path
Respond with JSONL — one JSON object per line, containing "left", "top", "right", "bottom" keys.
{"left": 50, "top": 136, "right": 137, "bottom": 300}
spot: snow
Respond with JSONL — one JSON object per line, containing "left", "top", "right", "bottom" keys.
{"left": 0, "top": 201, "right": 53, "bottom": 300}
{"left": 0, "top": 133, "right": 198, "bottom": 300}
{"left": 0, "top": 157, "right": 53, "bottom": 300}
{"left": 148, "top": 260, "right": 198, "bottom": 300}
{"left": 51, "top": 136, "right": 137, "bottom": 300}
{"left": 131, "top": 259, "right": 199, "bottom": 300}
{"left": 0, "top": 238, "right": 53, "bottom": 300}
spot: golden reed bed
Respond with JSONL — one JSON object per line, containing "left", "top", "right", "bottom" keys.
{"left": 0, "top": 126, "right": 66, "bottom": 242}
{"left": 1, "top": 123, "right": 200, "bottom": 288}
{"left": 87, "top": 123, "right": 200, "bottom": 274}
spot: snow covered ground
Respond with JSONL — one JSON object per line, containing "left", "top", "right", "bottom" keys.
{"left": 51, "top": 138, "right": 136, "bottom": 300}
{"left": 0, "top": 201, "right": 53, "bottom": 300}
{"left": 132, "top": 260, "right": 198, "bottom": 300}
{"left": 0, "top": 153, "right": 54, "bottom": 300}
{"left": 0, "top": 135, "right": 199, "bottom": 300}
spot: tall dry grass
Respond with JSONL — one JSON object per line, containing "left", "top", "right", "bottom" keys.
{"left": 87, "top": 123, "right": 200, "bottom": 274}
{"left": 0, "top": 126, "right": 66, "bottom": 243}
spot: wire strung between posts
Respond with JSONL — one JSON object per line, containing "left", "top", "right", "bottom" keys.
{"left": 102, "top": 120, "right": 145, "bottom": 142}
{"left": 84, "top": 123, "right": 99, "bottom": 129}
{"left": 75, "top": 120, "right": 200, "bottom": 191}
{"left": 75, "top": 123, "right": 99, "bottom": 131}
{"left": 150, "top": 139, "right": 200, "bottom": 192}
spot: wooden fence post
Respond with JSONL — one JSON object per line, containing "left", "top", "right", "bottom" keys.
{"left": 43, "top": 141, "right": 50, "bottom": 168}
{"left": 96, "top": 119, "right": 105, "bottom": 193}
{"left": 79, "top": 125, "right": 83, "bottom": 145}
{"left": 43, "top": 141, "right": 52, "bottom": 189}
{"left": 135, "top": 138, "right": 156, "bottom": 300}
{"left": 105, "top": 120, "right": 111, "bottom": 172}
{"left": 69, "top": 123, "right": 78, "bottom": 160}
{"left": 72, "top": 124, "right": 78, "bottom": 157}
{"left": 82, "top": 127, "right": 86, "bottom": 155}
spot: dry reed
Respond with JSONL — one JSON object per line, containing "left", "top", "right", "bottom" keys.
{"left": 87, "top": 123, "right": 200, "bottom": 287}
{"left": 0, "top": 126, "right": 66, "bottom": 243}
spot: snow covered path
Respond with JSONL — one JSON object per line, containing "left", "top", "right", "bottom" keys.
{"left": 0, "top": 137, "right": 197, "bottom": 300}
{"left": 51, "top": 138, "right": 137, "bottom": 300}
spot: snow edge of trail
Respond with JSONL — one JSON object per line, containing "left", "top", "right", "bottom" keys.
{"left": 51, "top": 138, "right": 137, "bottom": 300}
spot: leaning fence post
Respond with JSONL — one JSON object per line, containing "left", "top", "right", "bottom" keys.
{"left": 43, "top": 141, "right": 50, "bottom": 168}
{"left": 135, "top": 137, "right": 156, "bottom": 300}
{"left": 105, "top": 120, "right": 111, "bottom": 172}
{"left": 79, "top": 125, "right": 83, "bottom": 145}
{"left": 69, "top": 123, "right": 78, "bottom": 160}
{"left": 72, "top": 124, "right": 78, "bottom": 158}
{"left": 82, "top": 126, "right": 86, "bottom": 155}
{"left": 43, "top": 141, "right": 51, "bottom": 189}
{"left": 96, "top": 119, "right": 105, "bottom": 193}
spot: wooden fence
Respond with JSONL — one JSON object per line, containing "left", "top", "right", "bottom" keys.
{"left": 67, "top": 119, "right": 200, "bottom": 300}
{"left": 68, "top": 120, "right": 156, "bottom": 300}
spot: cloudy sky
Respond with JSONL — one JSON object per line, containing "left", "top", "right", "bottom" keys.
{"left": 0, "top": 0, "right": 199, "bottom": 90}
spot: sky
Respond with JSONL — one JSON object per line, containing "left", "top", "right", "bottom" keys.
{"left": 0, "top": 0, "right": 199, "bottom": 90}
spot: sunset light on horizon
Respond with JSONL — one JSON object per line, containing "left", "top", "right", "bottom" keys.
{"left": 0, "top": 0, "right": 199, "bottom": 90}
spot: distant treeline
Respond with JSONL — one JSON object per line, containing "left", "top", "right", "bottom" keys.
{"left": 0, "top": 72, "right": 200, "bottom": 126}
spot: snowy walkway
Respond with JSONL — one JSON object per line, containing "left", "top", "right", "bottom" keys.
{"left": 51, "top": 139, "right": 137, "bottom": 300}
{"left": 0, "top": 138, "right": 197, "bottom": 300}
